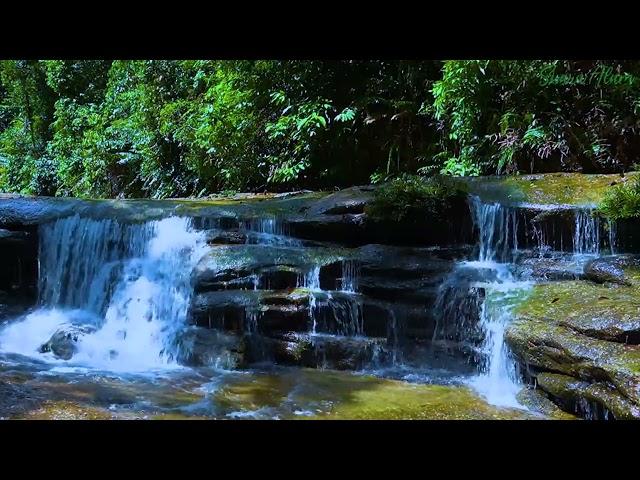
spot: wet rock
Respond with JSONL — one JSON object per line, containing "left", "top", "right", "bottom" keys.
{"left": 268, "top": 333, "right": 390, "bottom": 370}
{"left": 536, "top": 372, "right": 640, "bottom": 420}
{"left": 189, "top": 289, "right": 312, "bottom": 334}
{"left": 584, "top": 255, "right": 640, "bottom": 286}
{"left": 303, "top": 186, "right": 374, "bottom": 217}
{"left": 189, "top": 290, "right": 265, "bottom": 330}
{"left": 506, "top": 317, "right": 640, "bottom": 406}
{"left": 204, "top": 229, "right": 247, "bottom": 245}
{"left": 516, "top": 256, "right": 585, "bottom": 281}
{"left": 357, "top": 244, "right": 462, "bottom": 278}
{"left": 0, "top": 224, "right": 38, "bottom": 302}
{"left": 0, "top": 228, "right": 30, "bottom": 243}
{"left": 512, "top": 280, "right": 640, "bottom": 343}
{"left": 285, "top": 213, "right": 368, "bottom": 245}
{"left": 515, "top": 386, "right": 577, "bottom": 419}
{"left": 193, "top": 245, "right": 350, "bottom": 292}
{"left": 173, "top": 327, "right": 244, "bottom": 368}
{"left": 39, "top": 324, "right": 97, "bottom": 360}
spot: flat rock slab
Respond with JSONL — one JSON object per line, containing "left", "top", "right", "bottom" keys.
{"left": 513, "top": 279, "right": 640, "bottom": 343}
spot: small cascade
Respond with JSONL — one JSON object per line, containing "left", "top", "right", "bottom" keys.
{"left": 340, "top": 259, "right": 359, "bottom": 293}
{"left": 299, "top": 266, "right": 321, "bottom": 334}
{"left": 431, "top": 268, "right": 485, "bottom": 354}
{"left": 243, "top": 216, "right": 302, "bottom": 246}
{"left": 608, "top": 219, "right": 617, "bottom": 255}
{"left": 573, "top": 209, "right": 600, "bottom": 255}
{"left": 0, "top": 215, "right": 208, "bottom": 371}
{"left": 467, "top": 267, "right": 528, "bottom": 408}
{"left": 470, "top": 196, "right": 519, "bottom": 263}
{"left": 430, "top": 197, "right": 530, "bottom": 407}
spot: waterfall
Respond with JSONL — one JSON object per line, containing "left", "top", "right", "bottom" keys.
{"left": 243, "top": 216, "right": 302, "bottom": 246}
{"left": 573, "top": 210, "right": 600, "bottom": 255}
{"left": 38, "top": 215, "right": 154, "bottom": 313}
{"left": 470, "top": 196, "right": 519, "bottom": 263}
{"left": 340, "top": 259, "right": 359, "bottom": 293}
{"left": 608, "top": 219, "right": 617, "bottom": 255}
{"left": 300, "top": 266, "right": 321, "bottom": 334}
{"left": 461, "top": 197, "right": 529, "bottom": 407}
{"left": 0, "top": 215, "right": 207, "bottom": 371}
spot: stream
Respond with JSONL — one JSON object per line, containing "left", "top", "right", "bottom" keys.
{"left": 0, "top": 187, "right": 623, "bottom": 419}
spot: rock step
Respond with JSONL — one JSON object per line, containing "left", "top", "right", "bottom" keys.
{"left": 173, "top": 326, "right": 392, "bottom": 371}
{"left": 188, "top": 289, "right": 452, "bottom": 340}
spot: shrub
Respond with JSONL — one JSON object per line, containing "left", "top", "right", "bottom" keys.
{"left": 365, "top": 175, "right": 463, "bottom": 222}
{"left": 599, "top": 176, "right": 640, "bottom": 220}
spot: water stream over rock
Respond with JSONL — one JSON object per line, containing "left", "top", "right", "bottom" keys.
{"left": 0, "top": 179, "right": 635, "bottom": 419}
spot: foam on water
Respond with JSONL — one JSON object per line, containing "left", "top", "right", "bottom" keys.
{"left": 0, "top": 215, "right": 208, "bottom": 373}
{"left": 464, "top": 197, "right": 529, "bottom": 407}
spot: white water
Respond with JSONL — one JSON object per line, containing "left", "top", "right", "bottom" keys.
{"left": 465, "top": 197, "right": 530, "bottom": 407}
{"left": 573, "top": 209, "right": 600, "bottom": 256}
{"left": 0, "top": 215, "right": 208, "bottom": 372}
{"left": 466, "top": 263, "right": 530, "bottom": 408}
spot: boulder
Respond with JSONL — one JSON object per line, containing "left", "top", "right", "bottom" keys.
{"left": 584, "top": 255, "right": 640, "bottom": 286}
{"left": 506, "top": 317, "right": 640, "bottom": 406}
{"left": 39, "top": 324, "right": 97, "bottom": 360}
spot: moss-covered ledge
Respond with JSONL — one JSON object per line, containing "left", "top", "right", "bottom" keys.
{"left": 457, "top": 172, "right": 640, "bottom": 208}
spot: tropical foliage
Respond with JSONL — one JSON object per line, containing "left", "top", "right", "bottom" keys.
{"left": 1, "top": 60, "right": 639, "bottom": 198}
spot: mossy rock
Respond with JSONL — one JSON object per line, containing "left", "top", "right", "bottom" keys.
{"left": 506, "top": 317, "right": 640, "bottom": 406}
{"left": 536, "top": 372, "right": 640, "bottom": 420}
{"left": 458, "top": 172, "right": 640, "bottom": 208}
{"left": 513, "top": 278, "right": 640, "bottom": 343}
{"left": 515, "top": 386, "right": 578, "bottom": 420}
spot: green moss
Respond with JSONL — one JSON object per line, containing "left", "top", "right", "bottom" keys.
{"left": 536, "top": 372, "right": 640, "bottom": 420}
{"left": 213, "top": 369, "right": 538, "bottom": 420}
{"left": 310, "top": 382, "right": 534, "bottom": 420}
{"left": 460, "top": 172, "right": 640, "bottom": 207}
{"left": 515, "top": 386, "right": 578, "bottom": 420}
{"left": 514, "top": 280, "right": 640, "bottom": 342}
{"left": 506, "top": 315, "right": 640, "bottom": 405}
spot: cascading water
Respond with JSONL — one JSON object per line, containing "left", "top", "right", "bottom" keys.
{"left": 471, "top": 196, "right": 519, "bottom": 264}
{"left": 573, "top": 209, "right": 600, "bottom": 256}
{"left": 460, "top": 197, "right": 530, "bottom": 407}
{"left": 243, "top": 217, "right": 302, "bottom": 247}
{"left": 0, "top": 215, "right": 208, "bottom": 372}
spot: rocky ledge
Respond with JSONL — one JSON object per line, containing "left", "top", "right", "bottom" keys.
{"left": 506, "top": 256, "right": 640, "bottom": 419}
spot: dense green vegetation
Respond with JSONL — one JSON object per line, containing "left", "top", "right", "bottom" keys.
{"left": 365, "top": 175, "right": 462, "bottom": 221}
{"left": 1, "top": 60, "right": 639, "bottom": 198}
{"left": 600, "top": 176, "right": 640, "bottom": 219}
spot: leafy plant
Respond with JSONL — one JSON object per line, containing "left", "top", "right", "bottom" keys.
{"left": 599, "top": 177, "right": 640, "bottom": 220}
